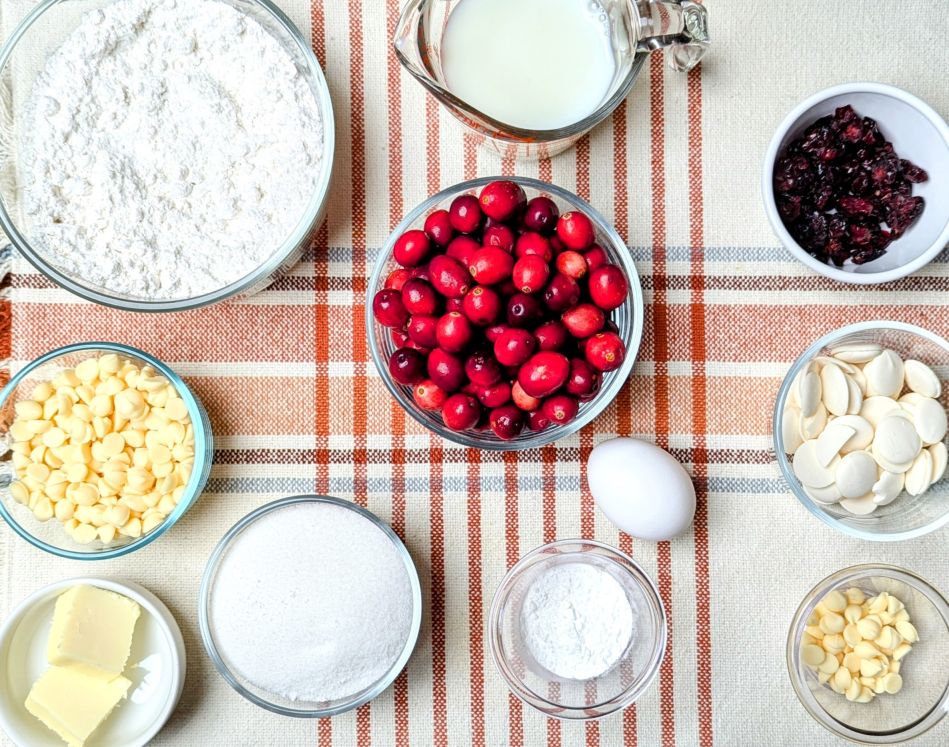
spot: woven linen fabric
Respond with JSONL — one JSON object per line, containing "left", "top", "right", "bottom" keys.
{"left": 2, "top": 0, "right": 949, "bottom": 745}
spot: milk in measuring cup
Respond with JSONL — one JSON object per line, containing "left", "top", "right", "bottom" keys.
{"left": 441, "top": 0, "right": 616, "bottom": 131}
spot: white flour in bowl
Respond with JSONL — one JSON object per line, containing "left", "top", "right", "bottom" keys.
{"left": 18, "top": 0, "right": 323, "bottom": 300}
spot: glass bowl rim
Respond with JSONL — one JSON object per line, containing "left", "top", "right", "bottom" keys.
{"left": 772, "top": 320, "right": 949, "bottom": 542}
{"left": 197, "top": 494, "right": 424, "bottom": 718}
{"left": 0, "top": 341, "right": 212, "bottom": 559}
{"left": 366, "top": 175, "right": 645, "bottom": 451}
{"left": 0, "top": 0, "right": 335, "bottom": 312}
{"left": 487, "top": 538, "right": 667, "bottom": 720}
{"left": 786, "top": 562, "right": 949, "bottom": 744}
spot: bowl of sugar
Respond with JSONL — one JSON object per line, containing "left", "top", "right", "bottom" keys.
{"left": 198, "top": 496, "right": 422, "bottom": 717}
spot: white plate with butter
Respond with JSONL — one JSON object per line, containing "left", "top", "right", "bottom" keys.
{"left": 0, "top": 577, "right": 185, "bottom": 747}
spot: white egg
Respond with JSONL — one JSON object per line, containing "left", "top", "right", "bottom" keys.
{"left": 586, "top": 438, "right": 696, "bottom": 541}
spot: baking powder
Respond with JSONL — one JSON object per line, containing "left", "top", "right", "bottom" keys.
{"left": 521, "top": 562, "right": 634, "bottom": 680}
{"left": 209, "top": 503, "right": 414, "bottom": 703}
{"left": 19, "top": 0, "right": 323, "bottom": 300}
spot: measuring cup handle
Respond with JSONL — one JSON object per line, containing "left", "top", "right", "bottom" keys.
{"left": 635, "top": 0, "right": 710, "bottom": 72}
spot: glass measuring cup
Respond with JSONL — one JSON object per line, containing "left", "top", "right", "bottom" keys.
{"left": 394, "top": 0, "right": 710, "bottom": 160}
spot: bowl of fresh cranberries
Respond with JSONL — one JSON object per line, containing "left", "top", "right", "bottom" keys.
{"left": 367, "top": 177, "right": 643, "bottom": 449}
{"left": 763, "top": 82, "right": 949, "bottom": 284}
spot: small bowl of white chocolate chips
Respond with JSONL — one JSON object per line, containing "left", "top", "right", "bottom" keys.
{"left": 788, "top": 564, "right": 949, "bottom": 743}
{"left": 774, "top": 321, "right": 949, "bottom": 541}
{"left": 0, "top": 342, "right": 212, "bottom": 558}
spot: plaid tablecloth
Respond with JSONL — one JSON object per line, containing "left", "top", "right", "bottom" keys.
{"left": 2, "top": 1, "right": 949, "bottom": 745}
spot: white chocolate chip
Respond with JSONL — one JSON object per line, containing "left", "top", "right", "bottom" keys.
{"left": 815, "top": 425, "right": 855, "bottom": 467}
{"left": 864, "top": 350, "right": 904, "bottom": 398}
{"left": 845, "top": 375, "right": 863, "bottom": 415}
{"left": 794, "top": 441, "right": 839, "bottom": 488}
{"left": 839, "top": 495, "right": 877, "bottom": 516}
{"left": 904, "top": 450, "right": 933, "bottom": 496}
{"left": 873, "top": 415, "right": 921, "bottom": 465}
{"left": 909, "top": 397, "right": 947, "bottom": 445}
{"left": 804, "top": 483, "right": 842, "bottom": 505}
{"left": 860, "top": 396, "right": 901, "bottom": 429}
{"left": 929, "top": 442, "right": 947, "bottom": 484}
{"left": 802, "top": 644, "right": 825, "bottom": 667}
{"left": 821, "top": 364, "right": 850, "bottom": 417}
{"left": 782, "top": 405, "right": 804, "bottom": 454}
{"left": 903, "top": 359, "right": 941, "bottom": 399}
{"left": 835, "top": 452, "right": 878, "bottom": 499}
{"left": 872, "top": 470, "right": 904, "bottom": 505}
{"left": 799, "top": 363, "right": 822, "bottom": 418}
{"left": 830, "top": 342, "right": 882, "bottom": 364}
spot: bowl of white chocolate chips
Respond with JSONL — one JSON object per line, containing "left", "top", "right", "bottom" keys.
{"left": 774, "top": 321, "right": 949, "bottom": 541}
{"left": 0, "top": 342, "right": 212, "bottom": 558}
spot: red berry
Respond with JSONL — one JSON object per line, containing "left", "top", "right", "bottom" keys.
{"left": 542, "top": 394, "right": 579, "bottom": 424}
{"left": 435, "top": 311, "right": 473, "bottom": 353}
{"left": 512, "top": 255, "right": 550, "bottom": 294}
{"left": 445, "top": 297, "right": 464, "bottom": 313}
{"left": 424, "top": 209, "right": 454, "bottom": 247}
{"left": 483, "top": 224, "right": 516, "bottom": 252}
{"left": 385, "top": 268, "right": 412, "bottom": 291}
{"left": 565, "top": 358, "right": 600, "bottom": 399}
{"left": 511, "top": 381, "right": 542, "bottom": 412}
{"left": 561, "top": 303, "right": 605, "bottom": 339}
{"left": 474, "top": 381, "right": 511, "bottom": 408}
{"left": 505, "top": 293, "right": 544, "bottom": 328}
{"left": 446, "top": 235, "right": 481, "bottom": 267}
{"left": 583, "top": 244, "right": 608, "bottom": 271}
{"left": 494, "top": 328, "right": 537, "bottom": 367}
{"left": 484, "top": 324, "right": 509, "bottom": 343}
{"left": 413, "top": 379, "right": 447, "bottom": 411}
{"left": 461, "top": 286, "right": 502, "bottom": 326}
{"left": 449, "top": 194, "right": 483, "bottom": 233}
{"left": 526, "top": 410, "right": 551, "bottom": 432}
{"left": 489, "top": 405, "right": 525, "bottom": 440}
{"left": 543, "top": 273, "right": 581, "bottom": 312}
{"left": 372, "top": 288, "right": 409, "bottom": 328}
{"left": 588, "top": 265, "right": 629, "bottom": 311}
{"left": 479, "top": 180, "right": 527, "bottom": 222}
{"left": 585, "top": 331, "right": 626, "bottom": 372}
{"left": 388, "top": 347, "right": 426, "bottom": 385}
{"left": 522, "top": 196, "right": 560, "bottom": 234}
{"left": 556, "top": 250, "right": 587, "bottom": 279}
{"left": 428, "top": 255, "right": 471, "bottom": 298}
{"left": 393, "top": 229, "right": 431, "bottom": 267}
{"left": 469, "top": 247, "right": 515, "bottom": 285}
{"left": 408, "top": 264, "right": 430, "bottom": 280}
{"left": 401, "top": 278, "right": 440, "bottom": 315}
{"left": 534, "top": 320, "right": 568, "bottom": 351}
{"left": 514, "top": 232, "right": 553, "bottom": 261}
{"left": 517, "top": 351, "right": 570, "bottom": 398}
{"left": 391, "top": 328, "right": 410, "bottom": 347}
{"left": 427, "top": 348, "right": 466, "bottom": 392}
{"left": 465, "top": 351, "right": 503, "bottom": 387}
{"left": 556, "top": 211, "right": 595, "bottom": 250}
{"left": 407, "top": 314, "right": 439, "bottom": 348}
{"left": 442, "top": 393, "right": 482, "bottom": 431}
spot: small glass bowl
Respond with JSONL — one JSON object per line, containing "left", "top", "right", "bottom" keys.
{"left": 367, "top": 176, "right": 644, "bottom": 451}
{"left": 787, "top": 564, "right": 949, "bottom": 744}
{"left": 773, "top": 321, "right": 949, "bottom": 541}
{"left": 488, "top": 539, "right": 666, "bottom": 720}
{"left": 198, "top": 496, "right": 423, "bottom": 718}
{"left": 0, "top": 342, "right": 213, "bottom": 559}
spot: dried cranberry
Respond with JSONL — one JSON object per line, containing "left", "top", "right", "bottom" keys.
{"left": 883, "top": 194, "right": 924, "bottom": 237}
{"left": 900, "top": 159, "right": 928, "bottom": 183}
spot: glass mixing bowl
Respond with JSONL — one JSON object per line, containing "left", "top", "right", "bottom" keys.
{"left": 0, "top": 342, "right": 213, "bottom": 559}
{"left": 0, "top": 0, "right": 334, "bottom": 311}
{"left": 787, "top": 564, "right": 949, "bottom": 744}
{"left": 366, "top": 176, "right": 645, "bottom": 451}
{"left": 488, "top": 540, "right": 666, "bottom": 720}
{"left": 773, "top": 321, "right": 949, "bottom": 541}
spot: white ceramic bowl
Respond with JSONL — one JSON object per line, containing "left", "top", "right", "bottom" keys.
{"left": 0, "top": 577, "right": 186, "bottom": 747}
{"left": 762, "top": 82, "right": 949, "bottom": 284}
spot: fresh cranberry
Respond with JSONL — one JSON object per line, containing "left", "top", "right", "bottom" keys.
{"left": 469, "top": 247, "right": 514, "bottom": 285}
{"left": 489, "top": 405, "right": 525, "bottom": 440}
{"left": 588, "top": 265, "right": 629, "bottom": 311}
{"left": 393, "top": 229, "right": 431, "bottom": 267}
{"left": 494, "top": 328, "right": 537, "bottom": 367}
{"left": 483, "top": 224, "right": 516, "bottom": 252}
{"left": 565, "top": 358, "right": 600, "bottom": 399}
{"left": 372, "top": 288, "right": 409, "bottom": 328}
{"left": 436, "top": 311, "right": 473, "bottom": 353}
{"left": 561, "top": 303, "right": 605, "bottom": 338}
{"left": 388, "top": 347, "right": 426, "bottom": 385}
{"left": 514, "top": 232, "right": 553, "bottom": 261}
{"left": 585, "top": 331, "right": 626, "bottom": 372}
{"left": 391, "top": 329, "right": 410, "bottom": 347}
{"left": 445, "top": 297, "right": 464, "bottom": 313}
{"left": 465, "top": 351, "right": 503, "bottom": 387}
{"left": 526, "top": 410, "right": 551, "bottom": 432}
{"left": 407, "top": 314, "right": 439, "bottom": 348}
{"left": 423, "top": 209, "right": 454, "bottom": 246}
{"left": 522, "top": 196, "right": 560, "bottom": 233}
{"left": 428, "top": 255, "right": 471, "bottom": 298}
{"left": 401, "top": 278, "right": 440, "bottom": 315}
{"left": 442, "top": 393, "right": 481, "bottom": 431}
{"left": 446, "top": 235, "right": 481, "bottom": 267}
{"left": 385, "top": 268, "right": 412, "bottom": 291}
{"left": 461, "top": 286, "right": 502, "bottom": 326}
{"left": 427, "top": 348, "right": 466, "bottom": 392}
{"left": 583, "top": 245, "right": 608, "bottom": 271}
{"left": 556, "top": 250, "right": 587, "bottom": 279}
{"left": 556, "top": 211, "right": 596, "bottom": 251}
{"left": 542, "top": 394, "right": 579, "bottom": 424}
{"left": 543, "top": 274, "right": 581, "bottom": 312}
{"left": 474, "top": 381, "right": 511, "bottom": 408}
{"left": 484, "top": 324, "right": 509, "bottom": 343}
{"left": 534, "top": 320, "right": 568, "bottom": 351}
{"left": 408, "top": 264, "right": 430, "bottom": 280}
{"left": 550, "top": 235, "right": 566, "bottom": 254}
{"left": 413, "top": 379, "right": 447, "bottom": 411}
{"left": 449, "top": 194, "right": 483, "bottom": 234}
{"left": 517, "top": 351, "right": 570, "bottom": 398}
{"left": 512, "top": 255, "right": 550, "bottom": 294}
{"left": 479, "top": 180, "right": 527, "bottom": 222}
{"left": 506, "top": 293, "right": 544, "bottom": 328}
{"left": 511, "top": 381, "right": 541, "bottom": 412}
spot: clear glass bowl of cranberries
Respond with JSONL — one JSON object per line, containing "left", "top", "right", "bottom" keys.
{"left": 367, "top": 177, "right": 643, "bottom": 450}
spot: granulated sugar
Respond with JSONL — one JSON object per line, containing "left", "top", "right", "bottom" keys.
{"left": 209, "top": 502, "right": 414, "bottom": 703}
{"left": 19, "top": 0, "right": 323, "bottom": 300}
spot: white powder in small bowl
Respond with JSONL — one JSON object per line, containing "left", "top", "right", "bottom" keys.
{"left": 208, "top": 502, "right": 415, "bottom": 703}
